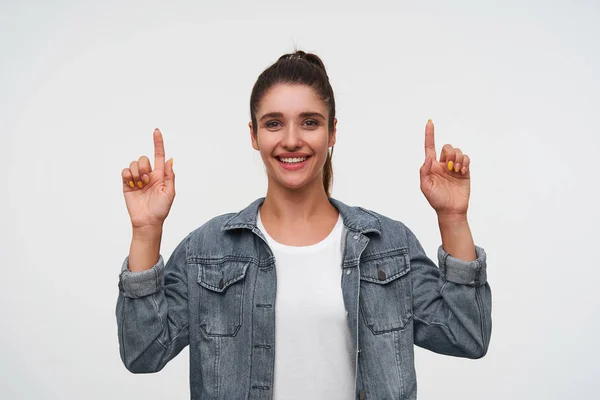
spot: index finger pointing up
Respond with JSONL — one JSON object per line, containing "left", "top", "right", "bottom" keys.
{"left": 153, "top": 128, "right": 166, "bottom": 170}
{"left": 424, "top": 119, "right": 437, "bottom": 161}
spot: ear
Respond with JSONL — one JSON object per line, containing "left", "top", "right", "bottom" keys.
{"left": 328, "top": 118, "right": 337, "bottom": 148}
{"left": 249, "top": 122, "right": 259, "bottom": 150}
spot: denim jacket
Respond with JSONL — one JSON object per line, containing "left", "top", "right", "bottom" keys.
{"left": 116, "top": 197, "right": 492, "bottom": 399}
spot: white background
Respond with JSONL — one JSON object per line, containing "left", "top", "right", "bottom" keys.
{"left": 2, "top": 0, "right": 599, "bottom": 398}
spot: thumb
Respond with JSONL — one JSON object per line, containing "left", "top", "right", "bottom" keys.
{"left": 164, "top": 157, "right": 175, "bottom": 188}
{"left": 420, "top": 156, "right": 433, "bottom": 179}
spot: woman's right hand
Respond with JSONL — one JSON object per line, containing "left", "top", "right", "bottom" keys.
{"left": 121, "top": 128, "right": 176, "bottom": 230}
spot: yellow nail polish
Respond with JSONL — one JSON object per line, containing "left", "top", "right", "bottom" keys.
{"left": 448, "top": 161, "right": 453, "bottom": 171}
{"left": 137, "top": 181, "right": 143, "bottom": 188}
{"left": 428, "top": 119, "right": 432, "bottom": 124}
{"left": 171, "top": 158, "right": 174, "bottom": 167}
{"left": 128, "top": 181, "right": 134, "bottom": 188}
{"left": 455, "top": 165, "right": 460, "bottom": 172}
{"left": 143, "top": 176, "right": 150, "bottom": 183}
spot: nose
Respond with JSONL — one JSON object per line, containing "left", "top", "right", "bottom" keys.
{"left": 281, "top": 125, "right": 302, "bottom": 150}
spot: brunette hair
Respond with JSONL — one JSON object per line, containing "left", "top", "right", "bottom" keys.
{"left": 250, "top": 50, "right": 336, "bottom": 197}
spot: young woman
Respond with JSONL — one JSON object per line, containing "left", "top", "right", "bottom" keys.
{"left": 117, "top": 50, "right": 492, "bottom": 400}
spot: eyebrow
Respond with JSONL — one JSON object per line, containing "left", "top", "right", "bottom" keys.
{"left": 259, "top": 111, "right": 326, "bottom": 121}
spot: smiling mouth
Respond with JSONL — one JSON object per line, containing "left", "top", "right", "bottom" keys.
{"left": 275, "top": 155, "right": 311, "bottom": 170}
{"left": 277, "top": 156, "right": 310, "bottom": 164}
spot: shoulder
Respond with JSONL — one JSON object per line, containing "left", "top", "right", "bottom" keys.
{"left": 187, "top": 212, "right": 238, "bottom": 241}
{"left": 169, "top": 212, "right": 238, "bottom": 259}
{"left": 352, "top": 205, "right": 427, "bottom": 258}
{"left": 331, "top": 197, "right": 414, "bottom": 247}
{"left": 334, "top": 197, "right": 410, "bottom": 234}
{"left": 357, "top": 205, "right": 412, "bottom": 237}
{"left": 183, "top": 197, "right": 265, "bottom": 252}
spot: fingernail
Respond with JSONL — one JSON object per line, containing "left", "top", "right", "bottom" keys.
{"left": 128, "top": 181, "right": 134, "bottom": 188}
{"left": 448, "top": 161, "right": 453, "bottom": 171}
{"left": 428, "top": 119, "right": 432, "bottom": 124}
{"left": 461, "top": 166, "right": 467, "bottom": 174}
{"left": 137, "top": 181, "right": 143, "bottom": 188}
{"left": 143, "top": 175, "right": 150, "bottom": 183}
{"left": 171, "top": 158, "right": 174, "bottom": 167}
{"left": 455, "top": 164, "right": 460, "bottom": 172}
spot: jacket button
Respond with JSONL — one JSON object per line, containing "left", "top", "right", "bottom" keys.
{"left": 377, "top": 270, "right": 386, "bottom": 281}
{"left": 359, "top": 389, "right": 366, "bottom": 400}
{"left": 219, "top": 278, "right": 224, "bottom": 289}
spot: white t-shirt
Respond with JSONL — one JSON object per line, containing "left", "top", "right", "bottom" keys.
{"left": 256, "top": 209, "right": 355, "bottom": 399}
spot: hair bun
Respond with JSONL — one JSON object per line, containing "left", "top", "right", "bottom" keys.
{"left": 278, "top": 50, "right": 328, "bottom": 78}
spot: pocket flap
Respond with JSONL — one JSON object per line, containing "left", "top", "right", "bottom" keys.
{"left": 360, "top": 250, "right": 410, "bottom": 284}
{"left": 197, "top": 260, "right": 249, "bottom": 292}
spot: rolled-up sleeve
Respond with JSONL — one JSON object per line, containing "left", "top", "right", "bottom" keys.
{"left": 116, "top": 235, "right": 190, "bottom": 373}
{"left": 437, "top": 245, "right": 487, "bottom": 286}
{"left": 118, "top": 255, "right": 165, "bottom": 298}
{"left": 407, "top": 227, "right": 492, "bottom": 359}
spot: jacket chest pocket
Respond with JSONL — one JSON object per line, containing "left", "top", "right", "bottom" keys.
{"left": 359, "top": 250, "right": 412, "bottom": 334}
{"left": 196, "top": 260, "right": 250, "bottom": 336}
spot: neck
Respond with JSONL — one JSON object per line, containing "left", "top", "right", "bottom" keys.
{"left": 261, "top": 179, "right": 336, "bottom": 224}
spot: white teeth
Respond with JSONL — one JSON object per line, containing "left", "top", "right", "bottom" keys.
{"left": 279, "top": 157, "right": 307, "bottom": 163}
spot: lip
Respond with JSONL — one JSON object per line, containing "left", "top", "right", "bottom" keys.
{"left": 276, "top": 152, "right": 311, "bottom": 158}
{"left": 276, "top": 155, "right": 311, "bottom": 171}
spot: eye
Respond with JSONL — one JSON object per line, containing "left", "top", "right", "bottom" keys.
{"left": 266, "top": 120, "right": 282, "bottom": 129}
{"left": 303, "top": 119, "right": 319, "bottom": 127}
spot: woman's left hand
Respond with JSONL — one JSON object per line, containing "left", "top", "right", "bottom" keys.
{"left": 419, "top": 120, "right": 471, "bottom": 216}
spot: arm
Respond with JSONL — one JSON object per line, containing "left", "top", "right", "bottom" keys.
{"left": 407, "top": 223, "right": 492, "bottom": 359}
{"left": 437, "top": 213, "right": 476, "bottom": 261}
{"left": 410, "top": 119, "right": 491, "bottom": 357}
{"left": 116, "top": 230, "right": 191, "bottom": 373}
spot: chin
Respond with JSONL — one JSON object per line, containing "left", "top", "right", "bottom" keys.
{"left": 280, "top": 181, "right": 309, "bottom": 191}
{"left": 275, "top": 176, "right": 320, "bottom": 192}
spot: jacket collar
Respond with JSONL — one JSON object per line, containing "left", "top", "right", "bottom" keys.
{"left": 221, "top": 197, "right": 382, "bottom": 235}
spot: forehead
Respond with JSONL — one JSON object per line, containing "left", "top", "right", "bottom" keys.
{"left": 257, "top": 83, "right": 326, "bottom": 116}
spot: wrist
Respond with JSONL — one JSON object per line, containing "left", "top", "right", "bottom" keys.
{"left": 132, "top": 225, "right": 163, "bottom": 240}
{"left": 436, "top": 212, "right": 468, "bottom": 224}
